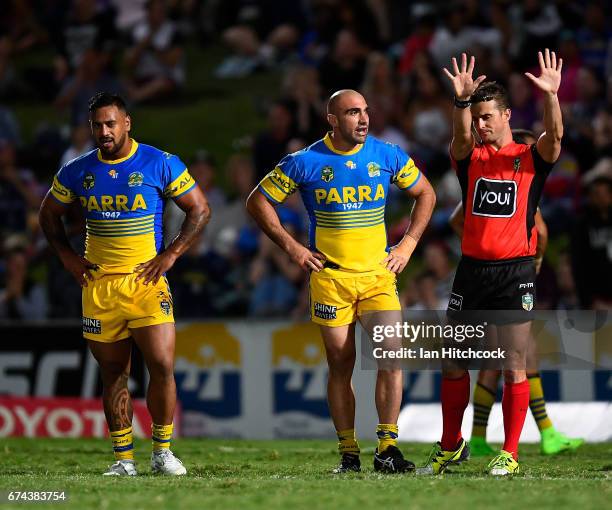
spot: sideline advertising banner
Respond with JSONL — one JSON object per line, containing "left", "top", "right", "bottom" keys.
{"left": 1, "top": 317, "right": 610, "bottom": 440}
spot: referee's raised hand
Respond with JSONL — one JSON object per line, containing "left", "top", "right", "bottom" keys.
{"left": 524, "top": 49, "right": 562, "bottom": 95}
{"left": 443, "top": 52, "right": 487, "bottom": 100}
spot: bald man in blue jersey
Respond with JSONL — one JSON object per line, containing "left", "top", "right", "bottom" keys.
{"left": 247, "top": 90, "right": 436, "bottom": 473}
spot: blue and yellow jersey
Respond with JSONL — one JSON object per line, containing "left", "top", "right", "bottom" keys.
{"left": 50, "top": 139, "right": 196, "bottom": 274}
{"left": 258, "top": 133, "right": 421, "bottom": 277}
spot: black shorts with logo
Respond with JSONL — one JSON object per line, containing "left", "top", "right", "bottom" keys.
{"left": 447, "top": 256, "right": 536, "bottom": 324}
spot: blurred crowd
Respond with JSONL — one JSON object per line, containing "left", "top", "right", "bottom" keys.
{"left": 0, "top": 0, "right": 611, "bottom": 320}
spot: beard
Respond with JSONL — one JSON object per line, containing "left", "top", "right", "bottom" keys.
{"left": 339, "top": 124, "right": 368, "bottom": 145}
{"left": 98, "top": 132, "right": 128, "bottom": 158}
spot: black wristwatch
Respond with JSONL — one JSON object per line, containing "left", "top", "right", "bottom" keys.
{"left": 454, "top": 96, "right": 472, "bottom": 108}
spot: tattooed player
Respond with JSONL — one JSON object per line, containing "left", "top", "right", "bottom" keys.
{"left": 39, "top": 93, "right": 210, "bottom": 476}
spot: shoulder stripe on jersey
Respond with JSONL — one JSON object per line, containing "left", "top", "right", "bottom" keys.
{"left": 268, "top": 177, "right": 290, "bottom": 195}
{"left": 259, "top": 180, "right": 286, "bottom": 202}
{"left": 165, "top": 168, "right": 196, "bottom": 198}
{"left": 258, "top": 166, "right": 298, "bottom": 204}
{"left": 394, "top": 160, "right": 421, "bottom": 189}
{"left": 269, "top": 167, "right": 297, "bottom": 191}
{"left": 396, "top": 169, "right": 421, "bottom": 190}
{"left": 258, "top": 184, "right": 282, "bottom": 204}
{"left": 50, "top": 176, "right": 76, "bottom": 204}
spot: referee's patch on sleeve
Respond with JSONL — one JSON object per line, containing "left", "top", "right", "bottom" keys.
{"left": 448, "top": 293, "right": 463, "bottom": 311}
{"left": 313, "top": 302, "right": 337, "bottom": 320}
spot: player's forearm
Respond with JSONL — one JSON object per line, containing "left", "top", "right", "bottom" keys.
{"left": 401, "top": 186, "right": 436, "bottom": 248}
{"left": 450, "top": 106, "right": 475, "bottom": 159}
{"left": 39, "top": 208, "right": 75, "bottom": 258}
{"left": 166, "top": 203, "right": 210, "bottom": 259}
{"left": 246, "top": 192, "right": 300, "bottom": 255}
{"left": 542, "top": 92, "right": 563, "bottom": 142}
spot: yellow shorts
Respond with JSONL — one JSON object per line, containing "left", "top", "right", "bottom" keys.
{"left": 309, "top": 272, "right": 401, "bottom": 327}
{"left": 82, "top": 273, "right": 174, "bottom": 342}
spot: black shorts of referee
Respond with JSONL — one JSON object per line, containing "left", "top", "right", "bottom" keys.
{"left": 447, "top": 255, "right": 537, "bottom": 325}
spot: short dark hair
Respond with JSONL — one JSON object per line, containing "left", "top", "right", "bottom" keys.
{"left": 88, "top": 92, "right": 128, "bottom": 114}
{"left": 472, "top": 81, "right": 510, "bottom": 111}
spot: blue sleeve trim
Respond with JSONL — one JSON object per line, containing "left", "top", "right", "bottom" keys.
{"left": 50, "top": 193, "right": 72, "bottom": 207}
{"left": 258, "top": 185, "right": 281, "bottom": 204}
{"left": 402, "top": 171, "right": 422, "bottom": 190}
{"left": 172, "top": 183, "right": 197, "bottom": 200}
{"left": 270, "top": 178, "right": 291, "bottom": 195}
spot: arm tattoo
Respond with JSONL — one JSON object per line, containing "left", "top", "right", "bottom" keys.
{"left": 39, "top": 207, "right": 73, "bottom": 256}
{"left": 167, "top": 207, "right": 209, "bottom": 256}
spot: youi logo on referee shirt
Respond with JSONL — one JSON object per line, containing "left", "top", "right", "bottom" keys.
{"left": 472, "top": 177, "right": 517, "bottom": 217}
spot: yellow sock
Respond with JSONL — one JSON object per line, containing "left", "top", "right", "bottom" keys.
{"left": 376, "top": 424, "right": 398, "bottom": 453}
{"left": 472, "top": 383, "right": 495, "bottom": 438}
{"left": 528, "top": 374, "right": 553, "bottom": 431}
{"left": 110, "top": 426, "right": 134, "bottom": 461}
{"left": 152, "top": 423, "right": 173, "bottom": 451}
{"left": 337, "top": 428, "right": 360, "bottom": 456}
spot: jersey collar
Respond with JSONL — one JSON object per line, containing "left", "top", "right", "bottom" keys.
{"left": 323, "top": 132, "right": 363, "bottom": 155}
{"left": 97, "top": 139, "right": 139, "bottom": 164}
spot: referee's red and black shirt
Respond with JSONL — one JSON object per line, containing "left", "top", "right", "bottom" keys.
{"left": 452, "top": 142, "right": 554, "bottom": 261}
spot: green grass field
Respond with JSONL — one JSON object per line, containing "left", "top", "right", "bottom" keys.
{"left": 1, "top": 438, "right": 610, "bottom": 510}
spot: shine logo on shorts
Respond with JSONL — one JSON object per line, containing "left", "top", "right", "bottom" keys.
{"left": 313, "top": 302, "right": 337, "bottom": 320}
{"left": 82, "top": 316, "right": 101, "bottom": 334}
